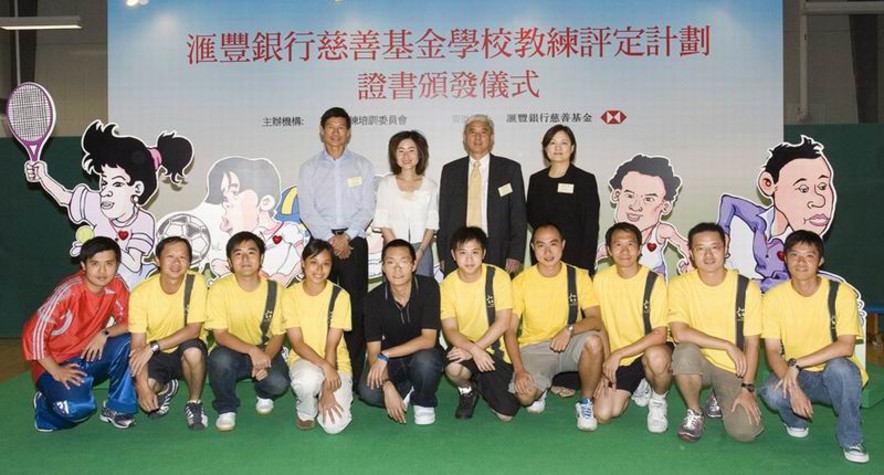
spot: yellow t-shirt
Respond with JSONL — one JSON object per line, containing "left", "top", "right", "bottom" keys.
{"left": 594, "top": 266, "right": 668, "bottom": 366}
{"left": 281, "top": 282, "right": 352, "bottom": 376}
{"left": 668, "top": 270, "right": 762, "bottom": 372}
{"left": 129, "top": 271, "right": 208, "bottom": 352}
{"left": 513, "top": 264, "right": 598, "bottom": 347}
{"left": 440, "top": 264, "right": 512, "bottom": 362}
{"left": 762, "top": 278, "right": 868, "bottom": 385}
{"left": 204, "top": 275, "right": 285, "bottom": 347}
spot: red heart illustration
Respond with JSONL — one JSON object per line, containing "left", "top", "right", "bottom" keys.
{"left": 272, "top": 235, "right": 282, "bottom": 244}
{"left": 646, "top": 242, "right": 657, "bottom": 252}
{"left": 776, "top": 251, "right": 785, "bottom": 261}
{"left": 118, "top": 230, "right": 129, "bottom": 240}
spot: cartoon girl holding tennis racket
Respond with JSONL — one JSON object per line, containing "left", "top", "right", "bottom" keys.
{"left": 24, "top": 120, "right": 193, "bottom": 289}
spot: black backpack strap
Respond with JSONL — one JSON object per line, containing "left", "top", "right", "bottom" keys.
{"left": 566, "top": 265, "right": 578, "bottom": 326}
{"left": 734, "top": 275, "right": 749, "bottom": 351}
{"left": 182, "top": 273, "right": 195, "bottom": 327}
{"left": 259, "top": 280, "right": 278, "bottom": 349}
{"left": 327, "top": 284, "right": 342, "bottom": 327}
{"left": 828, "top": 281, "right": 840, "bottom": 342}
{"left": 642, "top": 271, "right": 658, "bottom": 335}
{"left": 485, "top": 267, "right": 503, "bottom": 360}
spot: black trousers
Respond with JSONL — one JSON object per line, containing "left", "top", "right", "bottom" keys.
{"left": 329, "top": 236, "right": 368, "bottom": 385}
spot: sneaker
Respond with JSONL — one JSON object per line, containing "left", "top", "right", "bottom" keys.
{"left": 414, "top": 405, "right": 436, "bottom": 425}
{"left": 216, "top": 412, "right": 236, "bottom": 432}
{"left": 527, "top": 390, "right": 547, "bottom": 414}
{"left": 99, "top": 406, "right": 136, "bottom": 430}
{"left": 677, "top": 409, "right": 705, "bottom": 442}
{"left": 184, "top": 400, "right": 208, "bottom": 431}
{"left": 632, "top": 379, "right": 652, "bottom": 407}
{"left": 149, "top": 379, "right": 179, "bottom": 419}
{"left": 575, "top": 398, "right": 598, "bottom": 431}
{"left": 784, "top": 423, "right": 809, "bottom": 438}
{"left": 255, "top": 397, "right": 274, "bottom": 415}
{"left": 704, "top": 392, "right": 722, "bottom": 420}
{"left": 455, "top": 385, "right": 479, "bottom": 419}
{"left": 843, "top": 444, "right": 870, "bottom": 464}
{"left": 647, "top": 396, "right": 668, "bottom": 433}
{"left": 402, "top": 388, "right": 413, "bottom": 413}
{"left": 296, "top": 417, "right": 315, "bottom": 431}
{"left": 33, "top": 392, "right": 53, "bottom": 433}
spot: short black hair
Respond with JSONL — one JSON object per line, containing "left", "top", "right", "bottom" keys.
{"left": 688, "top": 222, "right": 726, "bottom": 248}
{"left": 302, "top": 239, "right": 334, "bottom": 263}
{"left": 320, "top": 107, "right": 351, "bottom": 129}
{"left": 609, "top": 154, "right": 682, "bottom": 202}
{"left": 531, "top": 222, "right": 563, "bottom": 242}
{"left": 541, "top": 124, "right": 577, "bottom": 163}
{"left": 449, "top": 226, "right": 488, "bottom": 254}
{"left": 605, "top": 222, "right": 642, "bottom": 248}
{"left": 155, "top": 236, "right": 193, "bottom": 264}
{"left": 382, "top": 239, "right": 416, "bottom": 262}
{"left": 79, "top": 236, "right": 121, "bottom": 264}
{"left": 763, "top": 136, "right": 824, "bottom": 183}
{"left": 784, "top": 230, "right": 825, "bottom": 259}
{"left": 226, "top": 231, "right": 265, "bottom": 259}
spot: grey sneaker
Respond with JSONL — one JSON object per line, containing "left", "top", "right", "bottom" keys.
{"left": 149, "top": 379, "right": 179, "bottom": 419}
{"left": 677, "top": 408, "right": 705, "bottom": 442}
{"left": 843, "top": 444, "right": 870, "bottom": 464}
{"left": 100, "top": 406, "right": 136, "bottom": 429}
{"left": 632, "top": 379, "right": 652, "bottom": 407}
{"left": 704, "top": 392, "right": 722, "bottom": 420}
{"left": 184, "top": 400, "right": 208, "bottom": 430}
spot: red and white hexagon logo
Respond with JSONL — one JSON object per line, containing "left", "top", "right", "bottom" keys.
{"left": 601, "top": 110, "right": 627, "bottom": 125}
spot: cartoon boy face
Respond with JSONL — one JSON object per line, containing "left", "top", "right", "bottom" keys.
{"left": 758, "top": 156, "right": 836, "bottom": 235}
{"left": 219, "top": 171, "right": 260, "bottom": 233}
{"left": 99, "top": 165, "right": 144, "bottom": 221}
{"left": 611, "top": 171, "right": 672, "bottom": 234}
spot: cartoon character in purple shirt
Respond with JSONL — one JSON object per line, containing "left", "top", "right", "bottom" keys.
{"left": 718, "top": 136, "right": 836, "bottom": 292}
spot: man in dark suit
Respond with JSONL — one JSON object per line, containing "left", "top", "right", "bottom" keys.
{"left": 439, "top": 114, "right": 527, "bottom": 275}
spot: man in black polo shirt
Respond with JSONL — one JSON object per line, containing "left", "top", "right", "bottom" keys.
{"left": 358, "top": 239, "right": 445, "bottom": 425}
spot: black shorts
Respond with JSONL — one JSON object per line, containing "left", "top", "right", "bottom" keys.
{"left": 147, "top": 339, "right": 207, "bottom": 385}
{"left": 614, "top": 342, "right": 674, "bottom": 393}
{"left": 449, "top": 348, "right": 521, "bottom": 417}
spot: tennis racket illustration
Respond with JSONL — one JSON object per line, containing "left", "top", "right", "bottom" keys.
{"left": 6, "top": 82, "right": 56, "bottom": 162}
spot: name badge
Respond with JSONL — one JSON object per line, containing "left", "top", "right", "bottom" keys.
{"left": 347, "top": 176, "right": 363, "bottom": 188}
{"left": 557, "top": 183, "right": 575, "bottom": 194}
{"left": 498, "top": 183, "right": 513, "bottom": 197}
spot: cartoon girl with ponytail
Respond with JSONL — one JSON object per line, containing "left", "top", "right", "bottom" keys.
{"left": 24, "top": 120, "right": 194, "bottom": 289}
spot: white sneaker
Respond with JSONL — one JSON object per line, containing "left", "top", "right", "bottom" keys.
{"left": 631, "top": 378, "right": 651, "bottom": 407}
{"left": 413, "top": 405, "right": 436, "bottom": 425}
{"left": 402, "top": 388, "right": 413, "bottom": 413}
{"left": 216, "top": 412, "right": 236, "bottom": 432}
{"left": 527, "top": 390, "right": 547, "bottom": 414}
{"left": 784, "top": 424, "right": 809, "bottom": 438}
{"left": 255, "top": 397, "right": 274, "bottom": 415}
{"left": 575, "top": 398, "right": 598, "bottom": 432}
{"left": 647, "top": 395, "right": 668, "bottom": 433}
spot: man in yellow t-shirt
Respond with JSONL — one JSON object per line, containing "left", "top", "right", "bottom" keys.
{"left": 759, "top": 230, "right": 869, "bottom": 464}
{"left": 669, "top": 223, "right": 763, "bottom": 443}
{"left": 129, "top": 237, "right": 209, "bottom": 430}
{"left": 592, "top": 223, "right": 672, "bottom": 434}
{"left": 284, "top": 240, "right": 353, "bottom": 434}
{"left": 205, "top": 232, "right": 289, "bottom": 432}
{"left": 507, "top": 223, "right": 605, "bottom": 431}
{"left": 441, "top": 226, "right": 520, "bottom": 421}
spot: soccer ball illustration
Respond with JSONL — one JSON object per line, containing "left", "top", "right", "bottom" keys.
{"left": 156, "top": 213, "right": 212, "bottom": 268}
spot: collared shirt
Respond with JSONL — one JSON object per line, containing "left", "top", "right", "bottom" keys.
{"left": 467, "top": 154, "right": 490, "bottom": 232}
{"left": 297, "top": 148, "right": 376, "bottom": 240}
{"left": 364, "top": 275, "right": 441, "bottom": 350}
{"left": 374, "top": 174, "right": 439, "bottom": 241}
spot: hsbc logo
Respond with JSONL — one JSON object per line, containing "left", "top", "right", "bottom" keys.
{"left": 601, "top": 110, "right": 627, "bottom": 125}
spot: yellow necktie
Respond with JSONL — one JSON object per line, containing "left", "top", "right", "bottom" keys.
{"left": 466, "top": 160, "right": 482, "bottom": 228}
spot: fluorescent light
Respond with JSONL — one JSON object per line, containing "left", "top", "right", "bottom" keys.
{"left": 0, "top": 16, "right": 82, "bottom": 31}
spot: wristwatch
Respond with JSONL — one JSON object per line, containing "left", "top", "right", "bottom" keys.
{"left": 101, "top": 329, "right": 111, "bottom": 338}
{"left": 149, "top": 340, "right": 161, "bottom": 353}
{"left": 787, "top": 358, "right": 803, "bottom": 371}
{"left": 740, "top": 382, "right": 756, "bottom": 393}
{"left": 566, "top": 324, "right": 575, "bottom": 334}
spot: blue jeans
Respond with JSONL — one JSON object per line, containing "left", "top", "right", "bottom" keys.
{"left": 207, "top": 346, "right": 290, "bottom": 414}
{"left": 34, "top": 335, "right": 137, "bottom": 431}
{"left": 358, "top": 347, "right": 444, "bottom": 408}
{"left": 760, "top": 357, "right": 863, "bottom": 448}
